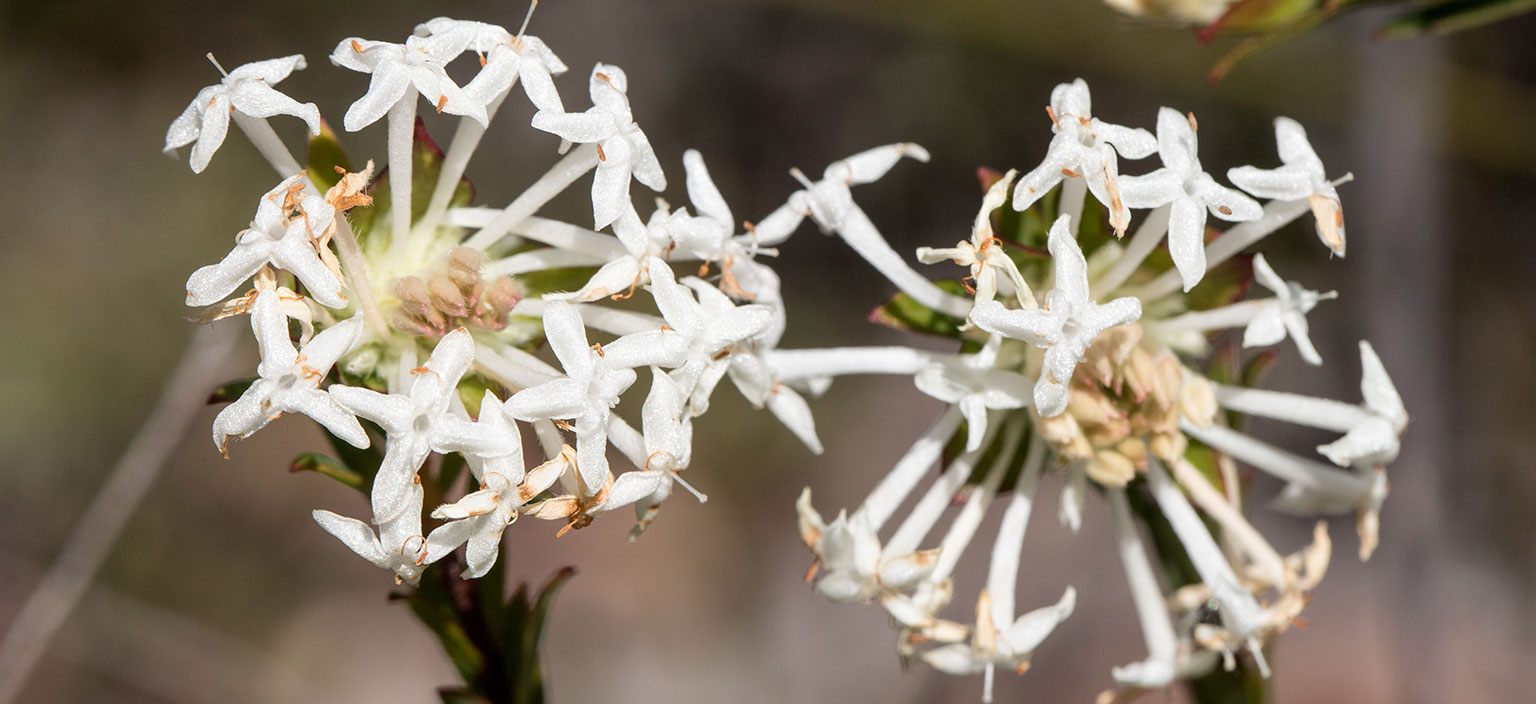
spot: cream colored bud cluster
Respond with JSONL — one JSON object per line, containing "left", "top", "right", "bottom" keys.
{"left": 389, "top": 247, "right": 522, "bottom": 338}
{"left": 1037, "top": 323, "right": 1215, "bottom": 487}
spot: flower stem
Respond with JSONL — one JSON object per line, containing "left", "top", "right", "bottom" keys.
{"left": 231, "top": 113, "right": 304, "bottom": 177}
{"left": 0, "top": 323, "right": 239, "bottom": 704}
{"left": 386, "top": 95, "right": 418, "bottom": 260}
{"left": 464, "top": 144, "right": 600, "bottom": 251}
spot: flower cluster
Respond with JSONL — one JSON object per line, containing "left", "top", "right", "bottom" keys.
{"left": 170, "top": 11, "right": 820, "bottom": 584}
{"left": 781, "top": 80, "right": 1403, "bottom": 701}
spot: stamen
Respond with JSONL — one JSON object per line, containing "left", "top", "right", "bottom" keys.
{"left": 1045, "top": 105, "right": 1060, "bottom": 128}
{"left": 595, "top": 143, "right": 607, "bottom": 162}
{"left": 350, "top": 39, "right": 365, "bottom": 53}
{"left": 788, "top": 167, "right": 815, "bottom": 190}
{"left": 435, "top": 94, "right": 448, "bottom": 113}
{"left": 1187, "top": 111, "right": 1199, "bottom": 132}
{"left": 205, "top": 53, "right": 230, "bottom": 79}
{"left": 515, "top": 0, "right": 540, "bottom": 44}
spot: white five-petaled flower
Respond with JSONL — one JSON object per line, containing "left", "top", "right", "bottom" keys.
{"left": 212, "top": 290, "right": 367, "bottom": 454}
{"left": 1244, "top": 253, "right": 1337, "bottom": 365}
{"left": 531, "top": 64, "right": 665, "bottom": 229}
{"left": 429, "top": 399, "right": 568, "bottom": 579}
{"left": 1228, "top": 117, "right": 1347, "bottom": 256}
{"left": 186, "top": 174, "right": 346, "bottom": 308}
{"left": 913, "top": 339, "right": 1033, "bottom": 452}
{"left": 413, "top": 17, "right": 567, "bottom": 113}
{"left": 1317, "top": 341, "right": 1407, "bottom": 467}
{"left": 330, "top": 329, "right": 510, "bottom": 524}
{"left": 969, "top": 215, "right": 1142, "bottom": 417}
{"left": 164, "top": 54, "right": 320, "bottom": 174}
{"left": 1119, "top": 107, "right": 1263, "bottom": 291}
{"left": 1012, "top": 78, "right": 1157, "bottom": 236}
{"left": 796, "top": 490, "right": 939, "bottom": 604}
{"left": 313, "top": 479, "right": 471, "bottom": 584}
{"left": 648, "top": 260, "right": 776, "bottom": 411}
{"left": 506, "top": 301, "right": 682, "bottom": 491}
{"left": 330, "top": 34, "right": 485, "bottom": 131}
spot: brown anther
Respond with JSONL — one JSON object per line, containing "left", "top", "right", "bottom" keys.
{"left": 477, "top": 52, "right": 487, "bottom": 68}
{"left": 595, "top": 143, "right": 607, "bottom": 162}
{"left": 410, "top": 366, "right": 440, "bottom": 379}
{"left": 1015, "top": 663, "right": 1031, "bottom": 676}
{"left": 350, "top": 39, "right": 364, "bottom": 53}
{"left": 435, "top": 94, "right": 448, "bottom": 113}
{"left": 659, "top": 324, "right": 675, "bottom": 332}
{"left": 1218, "top": 205, "right": 1233, "bottom": 216}
{"left": 591, "top": 342, "right": 605, "bottom": 357}
{"left": 1187, "top": 111, "right": 1199, "bottom": 132}
{"left": 907, "top": 633, "right": 931, "bottom": 645}
{"left": 803, "top": 561, "right": 820, "bottom": 582}
{"left": 698, "top": 261, "right": 711, "bottom": 277}
{"left": 553, "top": 419, "right": 573, "bottom": 431}
{"left": 1078, "top": 116, "right": 1090, "bottom": 127}
{"left": 1045, "top": 105, "right": 1060, "bottom": 128}
{"left": 595, "top": 72, "right": 611, "bottom": 83}
{"left": 1061, "top": 168, "right": 1083, "bottom": 178}
{"left": 711, "top": 349, "right": 731, "bottom": 361}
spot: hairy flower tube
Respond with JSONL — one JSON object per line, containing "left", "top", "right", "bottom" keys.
{"left": 778, "top": 79, "right": 1405, "bottom": 702}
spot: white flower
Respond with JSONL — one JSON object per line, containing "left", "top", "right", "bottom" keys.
{"left": 918, "top": 169, "right": 1034, "bottom": 307}
{"left": 1119, "top": 108, "right": 1263, "bottom": 291}
{"left": 185, "top": 174, "right": 346, "bottom": 308}
{"left": 781, "top": 143, "right": 973, "bottom": 319}
{"left": 330, "top": 34, "right": 485, "bottom": 132}
{"left": 430, "top": 407, "right": 569, "bottom": 579}
{"left": 1243, "top": 253, "right": 1337, "bottom": 365}
{"left": 667, "top": 149, "right": 781, "bottom": 301}
{"left": 313, "top": 479, "right": 471, "bottom": 584}
{"left": 968, "top": 215, "right": 1142, "bottom": 417}
{"left": 164, "top": 54, "right": 320, "bottom": 173}
{"left": 506, "top": 302, "right": 682, "bottom": 490}
{"left": 919, "top": 587, "right": 1077, "bottom": 702}
{"left": 912, "top": 339, "right": 1033, "bottom": 452}
{"left": 546, "top": 203, "right": 671, "bottom": 302}
{"left": 625, "top": 369, "right": 706, "bottom": 538}
{"left": 212, "top": 290, "right": 367, "bottom": 454}
{"left": 648, "top": 260, "right": 776, "bottom": 408}
{"left": 1012, "top": 79, "right": 1157, "bottom": 235}
{"left": 330, "top": 329, "right": 509, "bottom": 523}
{"left": 1317, "top": 341, "right": 1407, "bottom": 467}
{"left": 1228, "top": 117, "right": 1347, "bottom": 256}
{"left": 413, "top": 17, "right": 567, "bottom": 113}
{"left": 531, "top": 64, "right": 665, "bottom": 229}
{"left": 795, "top": 489, "right": 938, "bottom": 603}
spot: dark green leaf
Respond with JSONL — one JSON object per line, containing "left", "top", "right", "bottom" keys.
{"left": 402, "top": 571, "right": 487, "bottom": 687}
{"left": 513, "top": 567, "right": 575, "bottom": 704}
{"left": 288, "top": 452, "right": 365, "bottom": 492}
{"left": 868, "top": 278, "right": 970, "bottom": 339}
{"left": 322, "top": 419, "right": 385, "bottom": 488}
{"left": 307, "top": 120, "right": 353, "bottom": 193}
{"left": 437, "top": 689, "right": 491, "bottom": 704}
{"left": 1379, "top": 0, "right": 1536, "bottom": 38}
{"left": 514, "top": 266, "right": 602, "bottom": 299}
{"left": 1185, "top": 254, "right": 1254, "bottom": 312}
{"left": 206, "top": 378, "right": 254, "bottom": 405}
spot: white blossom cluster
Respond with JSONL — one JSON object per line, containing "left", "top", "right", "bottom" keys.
{"left": 169, "top": 12, "right": 823, "bottom": 583}
{"left": 781, "top": 80, "right": 1405, "bottom": 702}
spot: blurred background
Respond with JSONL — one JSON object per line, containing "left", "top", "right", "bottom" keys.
{"left": 1, "top": 0, "right": 1533, "bottom": 701}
